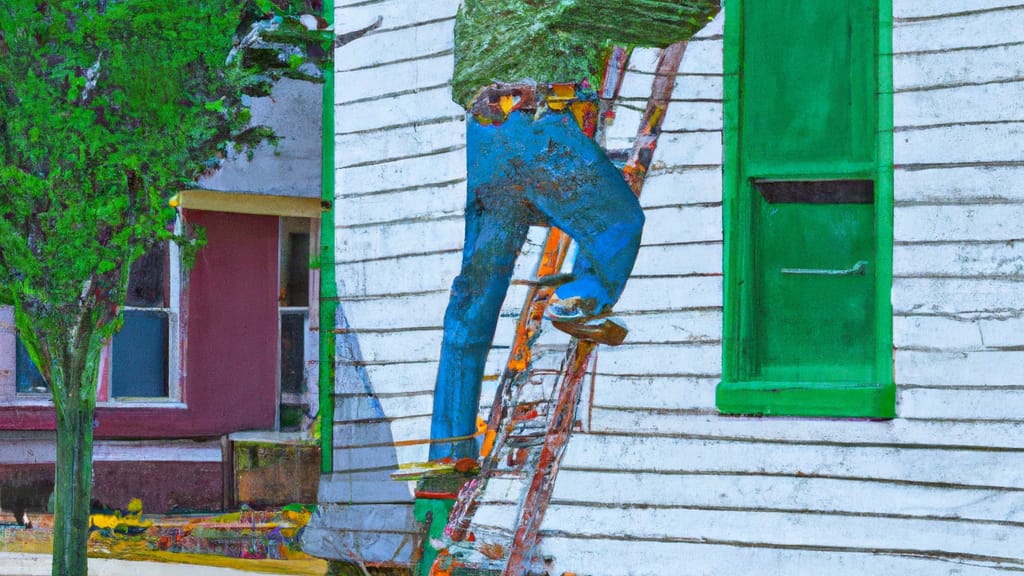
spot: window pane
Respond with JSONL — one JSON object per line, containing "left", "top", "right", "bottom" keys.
{"left": 283, "top": 232, "right": 310, "bottom": 307}
{"left": 112, "top": 310, "right": 169, "bottom": 398}
{"left": 280, "top": 311, "right": 306, "bottom": 395}
{"left": 125, "top": 244, "right": 168, "bottom": 308}
{"left": 15, "top": 336, "right": 48, "bottom": 394}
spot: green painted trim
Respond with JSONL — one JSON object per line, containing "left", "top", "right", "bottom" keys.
{"left": 718, "top": 0, "right": 896, "bottom": 418}
{"left": 721, "top": 0, "right": 742, "bottom": 386}
{"left": 318, "top": 1, "right": 336, "bottom": 475}
{"left": 716, "top": 380, "right": 896, "bottom": 418}
{"left": 875, "top": 0, "right": 896, "bottom": 412}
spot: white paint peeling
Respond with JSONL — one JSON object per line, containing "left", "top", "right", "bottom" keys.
{"left": 892, "top": 277, "right": 1023, "bottom": 315}
{"left": 893, "top": 242, "right": 1024, "bottom": 278}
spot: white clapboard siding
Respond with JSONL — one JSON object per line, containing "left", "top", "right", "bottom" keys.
{"left": 639, "top": 166, "right": 722, "bottom": 207}
{"left": 543, "top": 4, "right": 1024, "bottom": 571}
{"left": 893, "top": 315, "right": 987, "bottom": 349}
{"left": 896, "top": 122, "right": 1024, "bottom": 166}
{"left": 336, "top": 290, "right": 449, "bottom": 331}
{"left": 336, "top": 214, "right": 464, "bottom": 262}
{"left": 893, "top": 43, "right": 1024, "bottom": 92}
{"left": 539, "top": 537, "right": 1018, "bottom": 576}
{"left": 313, "top": 2, "right": 1024, "bottom": 572}
{"left": 561, "top": 433, "right": 1024, "bottom": 487}
{"left": 337, "top": 142, "right": 466, "bottom": 196}
{"left": 894, "top": 204, "right": 1024, "bottom": 243}
{"left": 638, "top": 204, "right": 723, "bottom": 244}
{"left": 897, "top": 350, "right": 1024, "bottom": 387}
{"left": 311, "top": 2, "right": 467, "bottom": 564}
{"left": 893, "top": 4, "right": 1024, "bottom": 53}
{"left": 472, "top": 503, "right": 1022, "bottom": 560}
{"left": 336, "top": 118, "right": 466, "bottom": 168}
{"left": 333, "top": 416, "right": 433, "bottom": 450}
{"left": 617, "top": 71, "right": 723, "bottom": 101}
{"left": 892, "top": 278, "right": 1021, "bottom": 314}
{"left": 893, "top": 242, "right": 1024, "bottom": 278}
{"left": 335, "top": 0, "right": 457, "bottom": 39}
{"left": 894, "top": 0, "right": 1024, "bottom": 19}
{"left": 336, "top": 54, "right": 455, "bottom": 105}
{"left": 336, "top": 87, "right": 462, "bottom": 138}
{"left": 894, "top": 81, "right": 1024, "bottom": 128}
{"left": 334, "top": 180, "right": 465, "bottom": 228}
{"left": 895, "top": 165, "right": 1024, "bottom": 203}
{"left": 337, "top": 252, "right": 461, "bottom": 297}
{"left": 336, "top": 20, "right": 455, "bottom": 72}
{"left": 587, "top": 410, "right": 1024, "bottom": 450}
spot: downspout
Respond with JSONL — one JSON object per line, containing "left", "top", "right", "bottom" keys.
{"left": 318, "top": 0, "right": 336, "bottom": 474}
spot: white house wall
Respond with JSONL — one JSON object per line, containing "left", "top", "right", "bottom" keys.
{"left": 310, "top": 1, "right": 1024, "bottom": 573}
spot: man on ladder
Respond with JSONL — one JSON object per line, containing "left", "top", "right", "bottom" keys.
{"left": 430, "top": 0, "right": 721, "bottom": 463}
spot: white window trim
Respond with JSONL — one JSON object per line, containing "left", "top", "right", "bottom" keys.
{"left": 1, "top": 222, "right": 185, "bottom": 409}
{"left": 100, "top": 222, "right": 184, "bottom": 407}
{"left": 276, "top": 217, "right": 320, "bottom": 432}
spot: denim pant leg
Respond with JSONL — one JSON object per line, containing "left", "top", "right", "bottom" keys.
{"left": 429, "top": 118, "right": 531, "bottom": 460}
{"left": 519, "top": 113, "right": 645, "bottom": 312}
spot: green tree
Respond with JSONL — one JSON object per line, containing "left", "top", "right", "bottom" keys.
{"left": 0, "top": 1, "right": 329, "bottom": 574}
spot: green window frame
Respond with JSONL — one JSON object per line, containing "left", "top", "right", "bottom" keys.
{"left": 718, "top": 0, "right": 895, "bottom": 417}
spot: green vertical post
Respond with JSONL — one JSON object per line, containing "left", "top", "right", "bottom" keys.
{"left": 319, "top": 0, "right": 336, "bottom": 474}
{"left": 721, "top": 0, "right": 742, "bottom": 388}
{"left": 876, "top": 0, "right": 895, "bottom": 413}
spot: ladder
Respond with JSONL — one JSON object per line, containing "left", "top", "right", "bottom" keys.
{"left": 424, "top": 42, "right": 690, "bottom": 576}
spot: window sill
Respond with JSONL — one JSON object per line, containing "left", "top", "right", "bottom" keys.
{"left": 229, "top": 430, "right": 314, "bottom": 445}
{"left": 716, "top": 379, "right": 896, "bottom": 418}
{"left": 1, "top": 397, "right": 53, "bottom": 408}
{"left": 101, "top": 401, "right": 188, "bottom": 409}
{"left": 1, "top": 399, "right": 188, "bottom": 409}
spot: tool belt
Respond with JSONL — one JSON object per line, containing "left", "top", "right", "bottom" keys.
{"left": 469, "top": 81, "right": 598, "bottom": 128}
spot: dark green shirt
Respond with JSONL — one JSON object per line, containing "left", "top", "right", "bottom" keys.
{"left": 452, "top": 0, "right": 721, "bottom": 108}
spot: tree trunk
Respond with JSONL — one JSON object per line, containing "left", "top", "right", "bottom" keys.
{"left": 51, "top": 357, "right": 97, "bottom": 576}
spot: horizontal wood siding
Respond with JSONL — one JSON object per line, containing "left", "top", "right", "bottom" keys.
{"left": 312, "top": 1, "right": 1024, "bottom": 573}
{"left": 533, "top": 3, "right": 1024, "bottom": 574}
{"left": 305, "top": 0, "right": 465, "bottom": 564}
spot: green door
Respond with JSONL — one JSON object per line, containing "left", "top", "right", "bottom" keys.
{"left": 753, "top": 180, "right": 875, "bottom": 385}
{"left": 718, "top": 0, "right": 894, "bottom": 417}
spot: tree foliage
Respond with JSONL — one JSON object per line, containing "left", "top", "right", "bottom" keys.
{"left": 0, "top": 0, "right": 328, "bottom": 354}
{"left": 0, "top": 1, "right": 330, "bottom": 574}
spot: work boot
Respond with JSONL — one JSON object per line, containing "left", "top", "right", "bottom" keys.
{"left": 550, "top": 316, "right": 629, "bottom": 346}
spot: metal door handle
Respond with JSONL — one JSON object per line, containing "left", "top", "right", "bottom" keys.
{"left": 781, "top": 260, "right": 868, "bottom": 276}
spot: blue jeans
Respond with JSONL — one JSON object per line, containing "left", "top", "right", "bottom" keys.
{"left": 428, "top": 110, "right": 644, "bottom": 460}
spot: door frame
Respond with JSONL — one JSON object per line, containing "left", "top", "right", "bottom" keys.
{"left": 717, "top": 0, "right": 895, "bottom": 418}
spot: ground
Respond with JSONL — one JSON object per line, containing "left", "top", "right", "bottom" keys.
{"left": 0, "top": 510, "right": 327, "bottom": 576}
